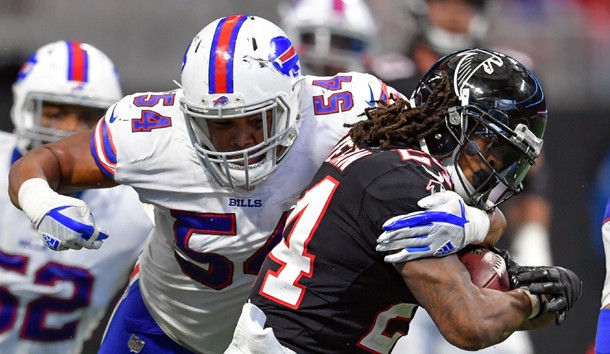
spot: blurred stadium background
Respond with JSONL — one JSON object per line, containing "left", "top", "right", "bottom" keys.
{"left": 1, "top": 0, "right": 608, "bottom": 352}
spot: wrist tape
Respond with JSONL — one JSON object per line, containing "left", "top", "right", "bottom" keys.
{"left": 18, "top": 178, "right": 61, "bottom": 227}
{"left": 520, "top": 287, "right": 542, "bottom": 319}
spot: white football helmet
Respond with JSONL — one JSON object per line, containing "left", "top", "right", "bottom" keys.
{"left": 11, "top": 41, "right": 122, "bottom": 154}
{"left": 279, "top": 0, "right": 377, "bottom": 75}
{"left": 404, "top": 0, "right": 490, "bottom": 56}
{"left": 180, "top": 15, "right": 303, "bottom": 190}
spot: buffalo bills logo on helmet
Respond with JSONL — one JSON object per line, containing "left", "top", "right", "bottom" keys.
{"left": 213, "top": 96, "right": 229, "bottom": 106}
{"left": 16, "top": 54, "right": 37, "bottom": 83}
{"left": 181, "top": 42, "right": 191, "bottom": 74}
{"left": 268, "top": 36, "right": 300, "bottom": 78}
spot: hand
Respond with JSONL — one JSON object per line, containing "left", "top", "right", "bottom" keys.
{"left": 376, "top": 191, "right": 490, "bottom": 263}
{"left": 18, "top": 178, "right": 109, "bottom": 251}
{"left": 512, "top": 266, "right": 582, "bottom": 325}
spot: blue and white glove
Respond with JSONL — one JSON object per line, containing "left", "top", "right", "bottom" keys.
{"left": 18, "top": 178, "right": 109, "bottom": 251}
{"left": 376, "top": 191, "right": 490, "bottom": 263}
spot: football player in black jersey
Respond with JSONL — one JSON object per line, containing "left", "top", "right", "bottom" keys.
{"left": 225, "top": 49, "right": 582, "bottom": 354}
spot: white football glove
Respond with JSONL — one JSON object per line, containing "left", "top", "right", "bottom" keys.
{"left": 376, "top": 191, "right": 490, "bottom": 263}
{"left": 18, "top": 178, "right": 109, "bottom": 251}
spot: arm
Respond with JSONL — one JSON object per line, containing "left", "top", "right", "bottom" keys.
{"left": 8, "top": 131, "right": 117, "bottom": 251}
{"left": 398, "top": 255, "right": 552, "bottom": 350}
{"left": 9, "top": 130, "right": 116, "bottom": 206}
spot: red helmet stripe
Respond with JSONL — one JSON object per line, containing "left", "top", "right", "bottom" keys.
{"left": 209, "top": 15, "right": 248, "bottom": 94}
{"left": 66, "top": 41, "right": 89, "bottom": 82}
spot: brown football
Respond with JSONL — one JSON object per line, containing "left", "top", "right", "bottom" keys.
{"left": 457, "top": 245, "right": 510, "bottom": 291}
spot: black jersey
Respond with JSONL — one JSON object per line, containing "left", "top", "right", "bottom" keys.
{"left": 249, "top": 135, "right": 453, "bottom": 354}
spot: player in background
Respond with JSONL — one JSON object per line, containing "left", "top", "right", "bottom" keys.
{"left": 0, "top": 41, "right": 153, "bottom": 354}
{"left": 594, "top": 197, "right": 610, "bottom": 354}
{"left": 279, "top": 0, "right": 377, "bottom": 77}
{"left": 7, "top": 16, "right": 493, "bottom": 354}
{"left": 226, "top": 49, "right": 582, "bottom": 354}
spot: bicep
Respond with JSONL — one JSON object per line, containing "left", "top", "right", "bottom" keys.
{"left": 10, "top": 130, "right": 115, "bottom": 197}
{"left": 50, "top": 130, "right": 116, "bottom": 193}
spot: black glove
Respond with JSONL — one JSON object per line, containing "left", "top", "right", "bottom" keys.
{"left": 511, "top": 266, "right": 582, "bottom": 325}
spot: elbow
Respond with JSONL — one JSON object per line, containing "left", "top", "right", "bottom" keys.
{"left": 437, "top": 315, "right": 499, "bottom": 351}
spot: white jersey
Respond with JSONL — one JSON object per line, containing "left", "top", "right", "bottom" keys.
{"left": 602, "top": 199, "right": 610, "bottom": 308}
{"left": 91, "top": 73, "right": 399, "bottom": 354}
{"left": 0, "top": 131, "right": 153, "bottom": 354}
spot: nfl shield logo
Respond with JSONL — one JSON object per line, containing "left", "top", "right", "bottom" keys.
{"left": 127, "top": 334, "right": 145, "bottom": 353}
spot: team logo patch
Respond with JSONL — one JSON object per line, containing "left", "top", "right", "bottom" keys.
{"left": 127, "top": 334, "right": 145, "bottom": 353}
{"left": 213, "top": 96, "right": 229, "bottom": 106}
{"left": 268, "top": 36, "right": 300, "bottom": 78}
{"left": 109, "top": 105, "right": 118, "bottom": 123}
{"left": 42, "top": 234, "right": 61, "bottom": 251}
{"left": 433, "top": 241, "right": 456, "bottom": 257}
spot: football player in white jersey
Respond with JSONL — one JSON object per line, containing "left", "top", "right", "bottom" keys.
{"left": 0, "top": 41, "right": 153, "bottom": 354}
{"left": 7, "top": 16, "right": 498, "bottom": 354}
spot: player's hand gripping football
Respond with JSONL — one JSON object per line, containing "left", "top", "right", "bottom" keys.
{"left": 376, "top": 191, "right": 490, "bottom": 263}
{"left": 18, "top": 178, "right": 109, "bottom": 251}
{"left": 510, "top": 265, "right": 582, "bottom": 325}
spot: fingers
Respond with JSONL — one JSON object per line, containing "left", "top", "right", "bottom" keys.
{"left": 376, "top": 233, "right": 430, "bottom": 252}
{"left": 555, "top": 311, "right": 567, "bottom": 325}
{"left": 377, "top": 226, "right": 432, "bottom": 243}
{"left": 515, "top": 267, "right": 560, "bottom": 284}
{"left": 382, "top": 213, "right": 434, "bottom": 231}
{"left": 383, "top": 211, "right": 462, "bottom": 231}
{"left": 383, "top": 247, "right": 432, "bottom": 263}
{"left": 545, "top": 296, "right": 567, "bottom": 313}
{"left": 527, "top": 282, "right": 564, "bottom": 295}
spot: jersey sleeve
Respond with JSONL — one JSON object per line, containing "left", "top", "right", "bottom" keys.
{"left": 90, "top": 105, "right": 119, "bottom": 179}
{"left": 90, "top": 101, "right": 122, "bottom": 180}
{"left": 301, "top": 72, "right": 405, "bottom": 165}
{"left": 89, "top": 91, "right": 185, "bottom": 185}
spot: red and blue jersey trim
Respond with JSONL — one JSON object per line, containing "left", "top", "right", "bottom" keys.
{"left": 66, "top": 41, "right": 89, "bottom": 82}
{"left": 208, "top": 15, "right": 248, "bottom": 94}
{"left": 91, "top": 118, "right": 117, "bottom": 179}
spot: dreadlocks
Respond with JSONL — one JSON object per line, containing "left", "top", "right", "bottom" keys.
{"left": 347, "top": 72, "right": 458, "bottom": 151}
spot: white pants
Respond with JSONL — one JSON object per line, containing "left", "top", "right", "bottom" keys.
{"left": 224, "top": 302, "right": 297, "bottom": 354}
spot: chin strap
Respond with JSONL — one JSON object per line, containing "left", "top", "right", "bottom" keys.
{"left": 419, "top": 138, "right": 430, "bottom": 154}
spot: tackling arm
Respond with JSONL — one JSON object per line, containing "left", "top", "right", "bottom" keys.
{"left": 8, "top": 131, "right": 117, "bottom": 251}
{"left": 9, "top": 130, "right": 116, "bottom": 206}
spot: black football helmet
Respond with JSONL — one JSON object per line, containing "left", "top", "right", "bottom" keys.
{"left": 412, "top": 48, "right": 547, "bottom": 209}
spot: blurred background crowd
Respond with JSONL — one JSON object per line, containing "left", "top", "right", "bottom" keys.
{"left": 1, "top": 0, "right": 608, "bottom": 353}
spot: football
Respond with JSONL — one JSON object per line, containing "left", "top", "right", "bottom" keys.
{"left": 457, "top": 245, "right": 510, "bottom": 291}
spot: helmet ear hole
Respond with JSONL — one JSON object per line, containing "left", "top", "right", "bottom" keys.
{"left": 425, "top": 131, "right": 458, "bottom": 157}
